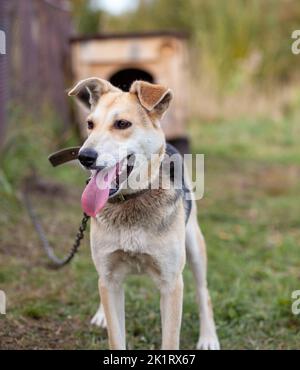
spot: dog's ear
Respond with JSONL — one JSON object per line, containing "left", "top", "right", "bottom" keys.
{"left": 130, "top": 81, "right": 173, "bottom": 117}
{"left": 68, "top": 77, "right": 120, "bottom": 109}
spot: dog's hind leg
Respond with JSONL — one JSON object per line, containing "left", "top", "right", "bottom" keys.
{"left": 91, "top": 303, "right": 107, "bottom": 328}
{"left": 186, "top": 211, "right": 220, "bottom": 350}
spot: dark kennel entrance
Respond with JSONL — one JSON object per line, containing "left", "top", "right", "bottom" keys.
{"left": 109, "top": 68, "right": 154, "bottom": 92}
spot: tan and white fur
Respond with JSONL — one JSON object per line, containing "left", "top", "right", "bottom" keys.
{"left": 68, "top": 77, "right": 220, "bottom": 350}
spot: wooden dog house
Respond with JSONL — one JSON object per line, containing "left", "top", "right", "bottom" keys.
{"left": 70, "top": 31, "right": 189, "bottom": 141}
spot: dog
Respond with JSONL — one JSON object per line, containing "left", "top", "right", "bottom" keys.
{"left": 68, "top": 77, "right": 220, "bottom": 350}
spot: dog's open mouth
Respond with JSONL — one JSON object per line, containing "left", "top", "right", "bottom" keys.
{"left": 109, "top": 154, "right": 135, "bottom": 197}
{"left": 81, "top": 154, "right": 135, "bottom": 217}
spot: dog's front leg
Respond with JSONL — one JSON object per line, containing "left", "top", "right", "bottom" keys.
{"left": 160, "top": 275, "right": 184, "bottom": 350}
{"left": 99, "top": 280, "right": 125, "bottom": 350}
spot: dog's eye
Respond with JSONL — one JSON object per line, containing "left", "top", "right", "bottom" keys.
{"left": 114, "top": 120, "right": 132, "bottom": 130}
{"left": 87, "top": 120, "right": 94, "bottom": 130}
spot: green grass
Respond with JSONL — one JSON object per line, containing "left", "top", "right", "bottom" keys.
{"left": 1, "top": 114, "right": 300, "bottom": 349}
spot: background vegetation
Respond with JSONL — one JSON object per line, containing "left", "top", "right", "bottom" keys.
{"left": 1, "top": 0, "right": 300, "bottom": 349}
{"left": 71, "top": 0, "right": 300, "bottom": 121}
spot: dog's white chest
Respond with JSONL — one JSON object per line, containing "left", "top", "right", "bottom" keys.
{"left": 119, "top": 227, "right": 148, "bottom": 253}
{"left": 92, "top": 223, "right": 149, "bottom": 254}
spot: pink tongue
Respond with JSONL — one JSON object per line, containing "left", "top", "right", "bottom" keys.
{"left": 81, "top": 165, "right": 116, "bottom": 217}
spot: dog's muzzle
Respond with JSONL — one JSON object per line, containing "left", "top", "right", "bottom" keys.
{"left": 78, "top": 148, "right": 98, "bottom": 169}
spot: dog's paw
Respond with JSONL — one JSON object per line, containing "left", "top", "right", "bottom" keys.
{"left": 196, "top": 336, "right": 220, "bottom": 350}
{"left": 90, "top": 308, "right": 107, "bottom": 328}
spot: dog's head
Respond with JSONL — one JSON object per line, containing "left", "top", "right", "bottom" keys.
{"left": 68, "top": 77, "right": 173, "bottom": 216}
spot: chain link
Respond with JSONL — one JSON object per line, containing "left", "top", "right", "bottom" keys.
{"left": 23, "top": 179, "right": 90, "bottom": 269}
{"left": 52, "top": 212, "right": 90, "bottom": 267}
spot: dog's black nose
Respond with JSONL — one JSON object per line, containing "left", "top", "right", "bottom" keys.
{"left": 78, "top": 148, "right": 98, "bottom": 168}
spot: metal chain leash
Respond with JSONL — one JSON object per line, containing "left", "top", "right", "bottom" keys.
{"left": 23, "top": 178, "right": 90, "bottom": 268}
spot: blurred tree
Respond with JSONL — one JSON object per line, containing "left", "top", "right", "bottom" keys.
{"left": 72, "top": 0, "right": 102, "bottom": 34}
{"left": 103, "top": 0, "right": 300, "bottom": 90}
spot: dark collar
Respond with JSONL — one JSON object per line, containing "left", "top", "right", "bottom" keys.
{"left": 108, "top": 188, "right": 151, "bottom": 204}
{"left": 48, "top": 147, "right": 80, "bottom": 167}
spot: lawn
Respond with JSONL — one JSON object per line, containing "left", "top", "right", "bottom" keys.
{"left": 0, "top": 114, "right": 300, "bottom": 349}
